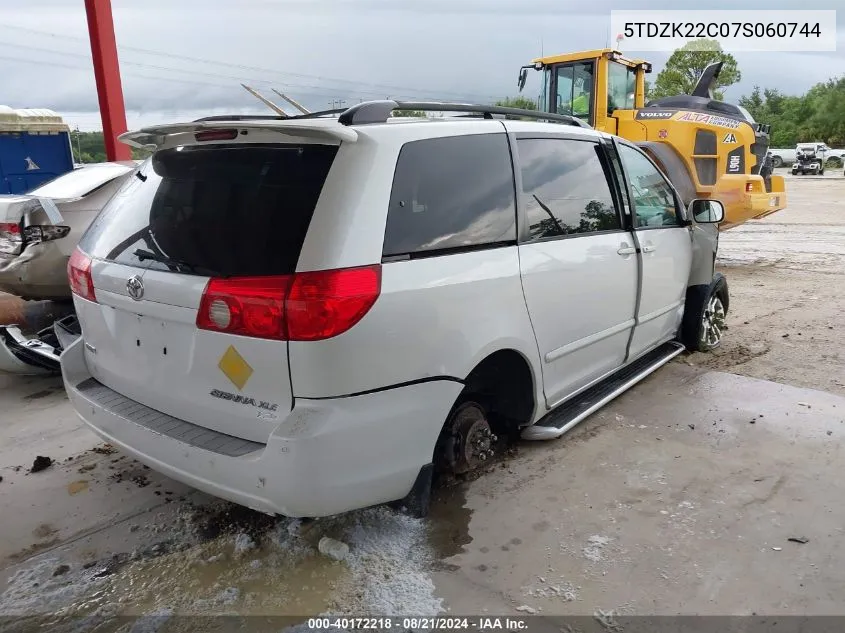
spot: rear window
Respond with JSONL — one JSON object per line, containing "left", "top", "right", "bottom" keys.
{"left": 382, "top": 133, "right": 516, "bottom": 258}
{"left": 79, "top": 144, "right": 338, "bottom": 277}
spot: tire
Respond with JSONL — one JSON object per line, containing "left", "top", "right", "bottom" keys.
{"left": 772, "top": 156, "right": 783, "bottom": 168}
{"left": 792, "top": 169, "right": 798, "bottom": 175}
{"left": 680, "top": 274, "right": 729, "bottom": 353}
{"left": 820, "top": 167, "right": 825, "bottom": 175}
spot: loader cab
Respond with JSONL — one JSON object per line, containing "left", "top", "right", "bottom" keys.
{"left": 521, "top": 49, "right": 651, "bottom": 133}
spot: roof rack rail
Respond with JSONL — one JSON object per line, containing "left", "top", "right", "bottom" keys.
{"left": 194, "top": 115, "right": 285, "bottom": 122}
{"left": 193, "top": 108, "right": 346, "bottom": 123}
{"left": 337, "top": 100, "right": 591, "bottom": 129}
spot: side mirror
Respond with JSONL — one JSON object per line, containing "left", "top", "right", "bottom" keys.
{"left": 688, "top": 199, "right": 724, "bottom": 224}
{"left": 517, "top": 68, "right": 528, "bottom": 92}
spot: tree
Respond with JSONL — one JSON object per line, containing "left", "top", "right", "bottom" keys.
{"left": 738, "top": 86, "right": 764, "bottom": 120}
{"left": 651, "top": 39, "right": 741, "bottom": 101}
{"left": 738, "top": 76, "right": 845, "bottom": 147}
{"left": 71, "top": 131, "right": 151, "bottom": 163}
{"left": 494, "top": 96, "right": 537, "bottom": 110}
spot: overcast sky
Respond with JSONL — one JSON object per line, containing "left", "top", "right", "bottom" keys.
{"left": 1, "top": 0, "right": 843, "bottom": 131}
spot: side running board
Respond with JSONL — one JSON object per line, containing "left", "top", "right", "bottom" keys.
{"left": 522, "top": 341, "right": 685, "bottom": 441}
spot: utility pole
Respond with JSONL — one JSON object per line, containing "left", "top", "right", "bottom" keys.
{"left": 74, "top": 126, "right": 83, "bottom": 163}
{"left": 328, "top": 99, "right": 347, "bottom": 109}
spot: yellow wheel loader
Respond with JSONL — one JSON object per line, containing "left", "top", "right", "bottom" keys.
{"left": 518, "top": 49, "right": 786, "bottom": 229}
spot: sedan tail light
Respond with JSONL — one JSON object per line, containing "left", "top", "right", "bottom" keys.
{"left": 24, "top": 225, "right": 71, "bottom": 242}
{"left": 0, "top": 222, "right": 22, "bottom": 242}
{"left": 68, "top": 247, "right": 97, "bottom": 302}
{"left": 196, "top": 265, "right": 381, "bottom": 341}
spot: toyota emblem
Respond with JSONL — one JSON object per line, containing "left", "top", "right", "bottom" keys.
{"left": 126, "top": 275, "right": 144, "bottom": 301}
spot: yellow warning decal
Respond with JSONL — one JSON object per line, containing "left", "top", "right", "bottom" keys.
{"left": 218, "top": 345, "right": 253, "bottom": 391}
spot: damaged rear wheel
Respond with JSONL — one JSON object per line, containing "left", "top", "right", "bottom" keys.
{"left": 435, "top": 400, "right": 497, "bottom": 475}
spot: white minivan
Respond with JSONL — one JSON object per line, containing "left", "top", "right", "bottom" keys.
{"left": 61, "top": 101, "right": 728, "bottom": 518}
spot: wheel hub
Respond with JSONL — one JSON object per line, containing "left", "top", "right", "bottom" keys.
{"left": 700, "top": 295, "right": 726, "bottom": 349}
{"left": 440, "top": 403, "right": 497, "bottom": 475}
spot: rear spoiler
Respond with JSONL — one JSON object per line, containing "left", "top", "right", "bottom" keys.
{"left": 119, "top": 121, "right": 358, "bottom": 149}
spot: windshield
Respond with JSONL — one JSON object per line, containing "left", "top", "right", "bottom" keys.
{"left": 608, "top": 61, "right": 636, "bottom": 114}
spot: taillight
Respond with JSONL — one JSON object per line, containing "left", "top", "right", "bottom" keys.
{"left": 0, "top": 222, "right": 22, "bottom": 242}
{"left": 286, "top": 265, "right": 382, "bottom": 341}
{"left": 24, "top": 225, "right": 71, "bottom": 242}
{"left": 195, "top": 265, "right": 381, "bottom": 341}
{"left": 197, "top": 276, "right": 292, "bottom": 340}
{"left": 745, "top": 182, "right": 754, "bottom": 192}
{"left": 68, "top": 247, "right": 97, "bottom": 302}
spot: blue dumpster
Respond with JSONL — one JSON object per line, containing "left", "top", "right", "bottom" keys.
{"left": 0, "top": 106, "right": 74, "bottom": 194}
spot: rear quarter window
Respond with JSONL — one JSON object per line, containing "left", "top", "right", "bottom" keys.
{"left": 79, "top": 144, "right": 338, "bottom": 277}
{"left": 382, "top": 133, "right": 517, "bottom": 258}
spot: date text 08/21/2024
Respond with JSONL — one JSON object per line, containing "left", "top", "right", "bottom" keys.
{"left": 306, "top": 618, "right": 530, "bottom": 631}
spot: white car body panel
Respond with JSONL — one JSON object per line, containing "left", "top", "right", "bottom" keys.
{"left": 629, "top": 227, "right": 693, "bottom": 359}
{"left": 518, "top": 233, "right": 638, "bottom": 408}
{"left": 78, "top": 263, "right": 291, "bottom": 444}
{"left": 289, "top": 247, "right": 541, "bottom": 402}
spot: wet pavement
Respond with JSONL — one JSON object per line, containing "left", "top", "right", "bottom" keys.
{"left": 2, "top": 176, "right": 845, "bottom": 624}
{"left": 3, "top": 359, "right": 845, "bottom": 622}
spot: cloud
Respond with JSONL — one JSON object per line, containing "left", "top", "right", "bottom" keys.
{"left": 1, "top": 0, "right": 842, "bottom": 130}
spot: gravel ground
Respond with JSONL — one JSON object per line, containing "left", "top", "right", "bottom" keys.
{"left": 687, "top": 176, "right": 845, "bottom": 396}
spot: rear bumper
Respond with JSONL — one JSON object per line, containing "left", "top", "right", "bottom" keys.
{"left": 61, "top": 336, "right": 462, "bottom": 517}
{"left": 0, "top": 325, "right": 60, "bottom": 374}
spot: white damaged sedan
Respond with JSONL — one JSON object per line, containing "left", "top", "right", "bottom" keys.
{"left": 0, "top": 162, "right": 136, "bottom": 301}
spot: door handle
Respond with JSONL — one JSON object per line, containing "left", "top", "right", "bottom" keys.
{"left": 617, "top": 245, "right": 637, "bottom": 256}
{"left": 642, "top": 244, "right": 656, "bottom": 253}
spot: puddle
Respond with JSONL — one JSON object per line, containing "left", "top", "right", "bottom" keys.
{"left": 427, "top": 485, "right": 472, "bottom": 559}
{"left": 1, "top": 500, "right": 453, "bottom": 624}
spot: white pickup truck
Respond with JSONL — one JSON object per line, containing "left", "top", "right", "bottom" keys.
{"left": 770, "top": 143, "right": 845, "bottom": 168}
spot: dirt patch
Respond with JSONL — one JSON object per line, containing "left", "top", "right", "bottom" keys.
{"left": 29, "top": 456, "right": 52, "bottom": 473}
{"left": 685, "top": 179, "right": 845, "bottom": 397}
{"left": 687, "top": 264, "right": 845, "bottom": 396}
{"left": 67, "top": 480, "right": 89, "bottom": 495}
{"left": 32, "top": 523, "right": 57, "bottom": 539}
{"left": 89, "top": 443, "right": 118, "bottom": 455}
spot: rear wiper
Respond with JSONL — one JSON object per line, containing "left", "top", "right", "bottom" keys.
{"left": 133, "top": 249, "right": 221, "bottom": 277}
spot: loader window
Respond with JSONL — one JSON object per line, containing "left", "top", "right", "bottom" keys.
{"left": 554, "top": 62, "right": 594, "bottom": 123}
{"left": 607, "top": 62, "right": 636, "bottom": 114}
